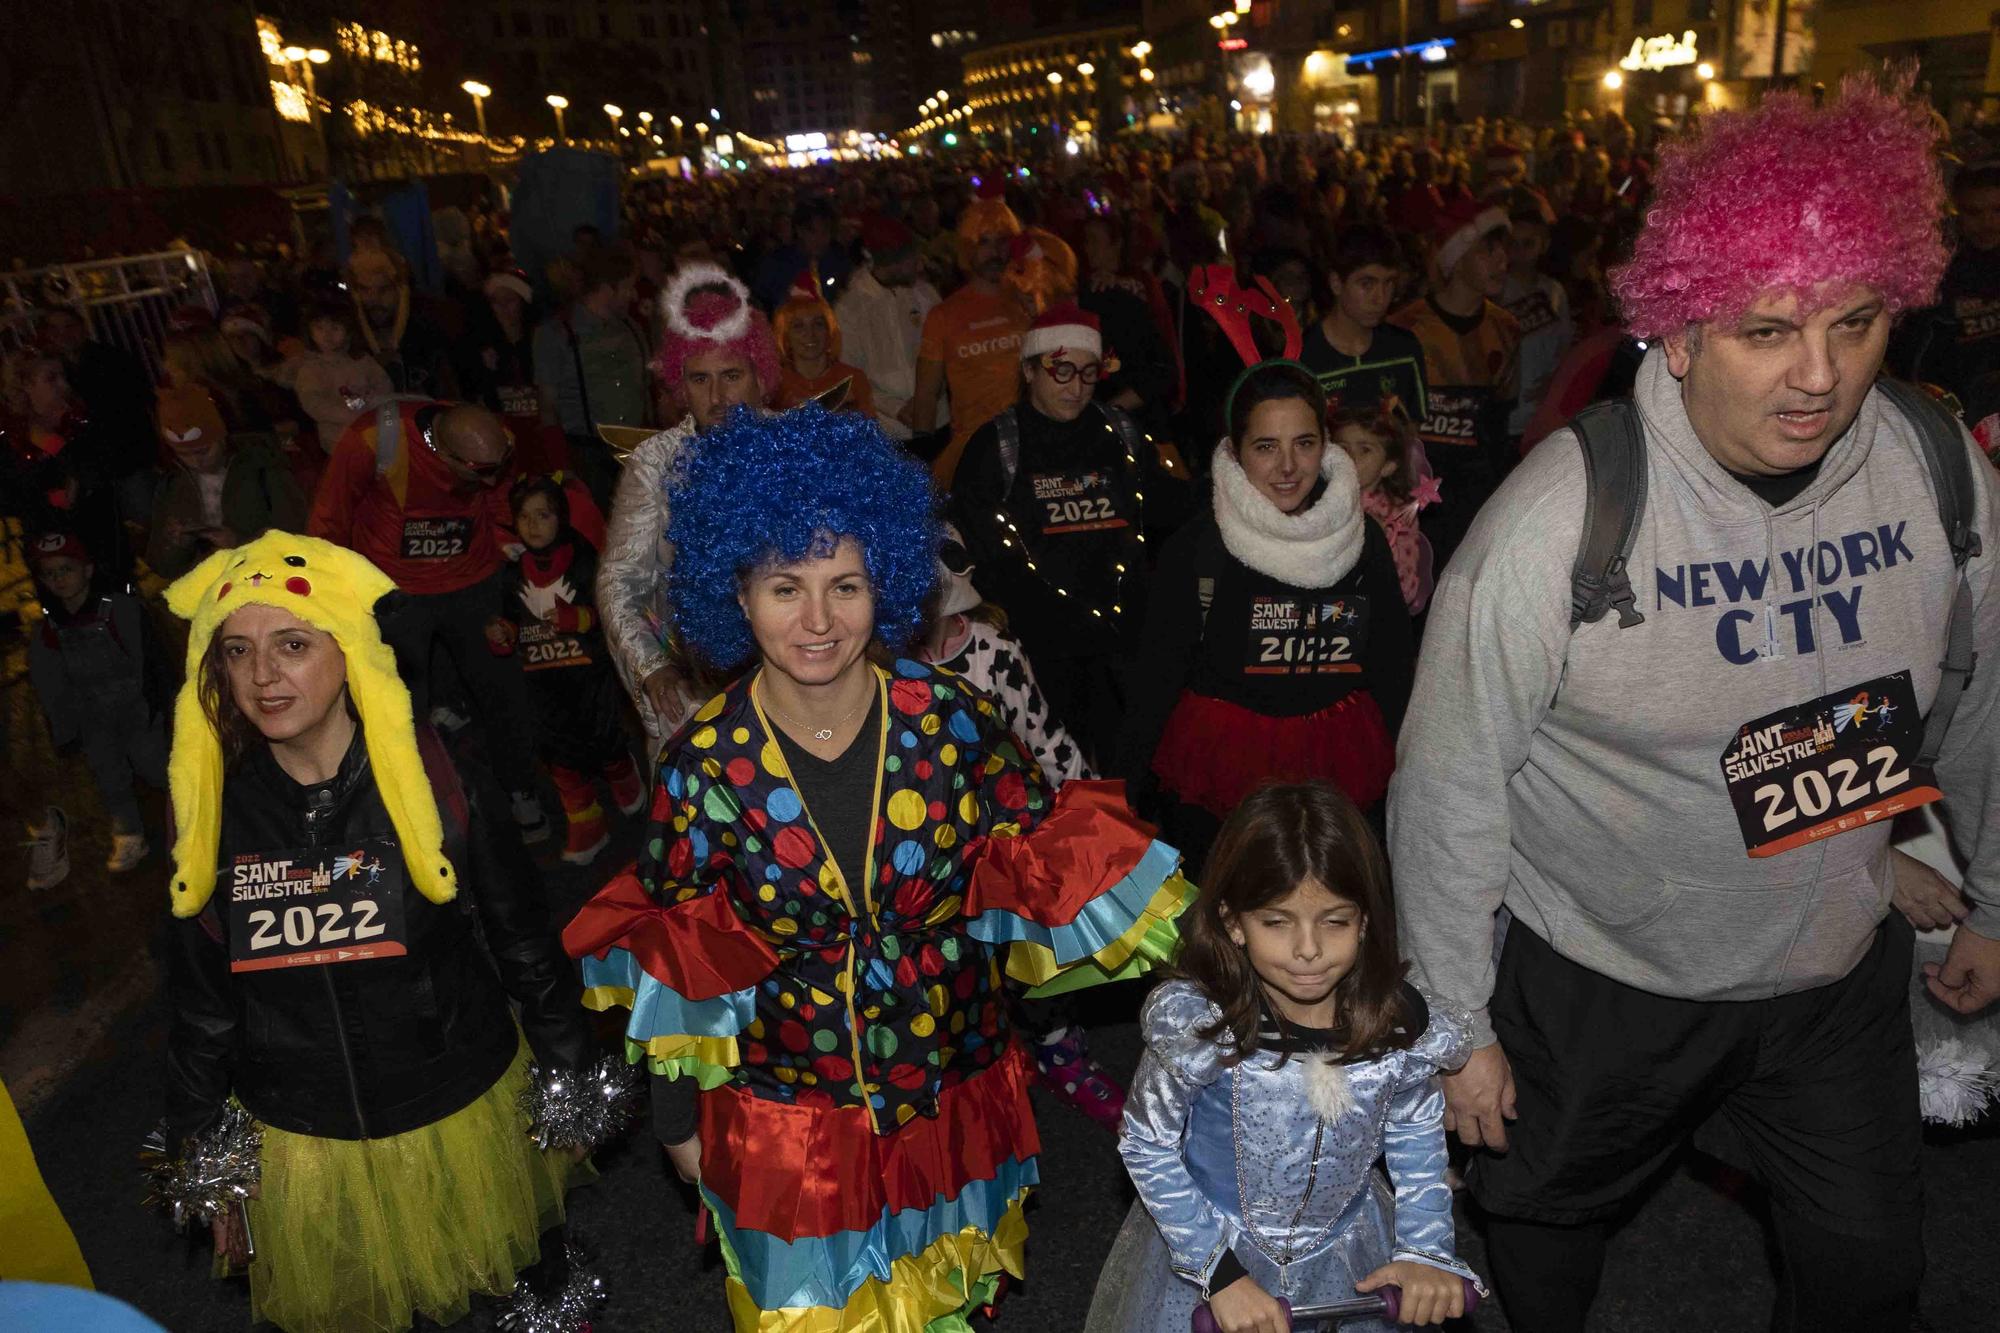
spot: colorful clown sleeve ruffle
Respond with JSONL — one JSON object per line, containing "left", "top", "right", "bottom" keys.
{"left": 698, "top": 1046, "right": 1040, "bottom": 1332}
{"left": 563, "top": 866, "right": 778, "bottom": 1085}
{"left": 960, "top": 780, "right": 1193, "bottom": 994}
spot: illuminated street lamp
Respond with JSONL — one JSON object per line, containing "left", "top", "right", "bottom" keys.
{"left": 1139, "top": 67, "right": 1155, "bottom": 82}
{"left": 461, "top": 80, "right": 491, "bottom": 137}
{"left": 639, "top": 110, "right": 654, "bottom": 126}
{"left": 1131, "top": 40, "right": 1152, "bottom": 59}
{"left": 603, "top": 103, "right": 624, "bottom": 139}
{"left": 1046, "top": 71, "right": 1062, "bottom": 85}
{"left": 546, "top": 93, "right": 570, "bottom": 140}
{"left": 1601, "top": 70, "right": 1624, "bottom": 90}
{"left": 1077, "top": 61, "right": 1094, "bottom": 76}
{"left": 1696, "top": 62, "right": 1716, "bottom": 80}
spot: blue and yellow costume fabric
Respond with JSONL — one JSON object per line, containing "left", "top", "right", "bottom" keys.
{"left": 564, "top": 658, "right": 1190, "bottom": 1330}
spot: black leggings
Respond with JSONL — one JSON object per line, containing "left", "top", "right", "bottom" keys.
{"left": 1482, "top": 1206, "right": 1923, "bottom": 1333}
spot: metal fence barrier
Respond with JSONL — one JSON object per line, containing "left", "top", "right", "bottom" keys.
{"left": 1, "top": 252, "right": 218, "bottom": 383}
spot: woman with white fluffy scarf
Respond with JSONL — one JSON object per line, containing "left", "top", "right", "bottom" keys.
{"left": 1116, "top": 360, "right": 1414, "bottom": 874}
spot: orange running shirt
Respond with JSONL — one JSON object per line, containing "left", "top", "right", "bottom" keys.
{"left": 919, "top": 287, "right": 1028, "bottom": 481}
{"left": 1388, "top": 297, "right": 1521, "bottom": 454}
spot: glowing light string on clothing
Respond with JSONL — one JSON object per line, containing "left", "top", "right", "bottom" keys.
{"left": 992, "top": 416, "right": 1146, "bottom": 621}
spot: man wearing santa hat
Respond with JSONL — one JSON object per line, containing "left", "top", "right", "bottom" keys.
{"left": 1391, "top": 197, "right": 1523, "bottom": 570}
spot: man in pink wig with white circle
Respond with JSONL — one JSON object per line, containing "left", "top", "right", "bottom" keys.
{"left": 1392, "top": 78, "right": 2000, "bottom": 1332}
{"left": 598, "top": 264, "right": 781, "bottom": 744}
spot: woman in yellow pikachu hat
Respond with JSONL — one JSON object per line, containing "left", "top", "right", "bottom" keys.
{"left": 147, "top": 531, "right": 633, "bottom": 1333}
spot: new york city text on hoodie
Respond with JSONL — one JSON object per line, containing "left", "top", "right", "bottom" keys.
{"left": 1392, "top": 349, "right": 2000, "bottom": 1047}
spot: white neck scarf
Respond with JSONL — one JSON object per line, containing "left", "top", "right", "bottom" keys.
{"left": 1209, "top": 438, "right": 1366, "bottom": 589}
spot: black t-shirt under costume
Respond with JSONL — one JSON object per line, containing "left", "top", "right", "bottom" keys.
{"left": 770, "top": 688, "right": 885, "bottom": 887}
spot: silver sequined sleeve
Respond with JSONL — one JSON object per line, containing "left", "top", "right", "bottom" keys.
{"left": 1118, "top": 981, "right": 1238, "bottom": 1294}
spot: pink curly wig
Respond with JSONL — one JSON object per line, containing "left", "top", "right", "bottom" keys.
{"left": 653, "top": 263, "right": 781, "bottom": 401}
{"left": 1612, "top": 76, "right": 1948, "bottom": 340}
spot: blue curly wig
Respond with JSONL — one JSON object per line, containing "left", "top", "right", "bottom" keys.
{"left": 667, "top": 404, "right": 939, "bottom": 668}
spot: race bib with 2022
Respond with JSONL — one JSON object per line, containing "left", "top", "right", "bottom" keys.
{"left": 1719, "top": 671, "right": 1942, "bottom": 858}
{"left": 1030, "top": 471, "right": 1132, "bottom": 535}
{"left": 224, "top": 841, "right": 408, "bottom": 972}
{"left": 400, "top": 516, "right": 474, "bottom": 560}
{"left": 1243, "top": 592, "right": 1370, "bottom": 676}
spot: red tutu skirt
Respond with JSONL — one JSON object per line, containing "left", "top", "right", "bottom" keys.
{"left": 1151, "top": 690, "right": 1395, "bottom": 815}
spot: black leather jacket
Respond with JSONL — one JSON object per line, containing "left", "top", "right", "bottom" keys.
{"left": 164, "top": 727, "right": 593, "bottom": 1146}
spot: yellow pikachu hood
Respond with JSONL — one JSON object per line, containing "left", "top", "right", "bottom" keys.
{"left": 163, "top": 532, "right": 457, "bottom": 918}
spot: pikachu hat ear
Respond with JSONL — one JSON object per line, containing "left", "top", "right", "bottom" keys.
{"left": 161, "top": 533, "right": 457, "bottom": 918}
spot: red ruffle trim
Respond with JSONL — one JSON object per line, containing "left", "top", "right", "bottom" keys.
{"left": 561, "top": 866, "right": 780, "bottom": 1002}
{"left": 700, "top": 1043, "right": 1040, "bottom": 1242}
{"left": 1151, "top": 690, "right": 1394, "bottom": 815}
{"left": 961, "top": 780, "right": 1157, "bottom": 927}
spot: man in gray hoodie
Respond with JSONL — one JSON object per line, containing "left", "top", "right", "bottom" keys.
{"left": 1391, "top": 81, "right": 2000, "bottom": 1332}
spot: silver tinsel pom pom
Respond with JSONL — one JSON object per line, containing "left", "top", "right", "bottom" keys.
{"left": 521, "top": 1055, "right": 644, "bottom": 1152}
{"left": 139, "top": 1104, "right": 263, "bottom": 1229}
{"left": 1917, "top": 1037, "right": 2000, "bottom": 1127}
{"left": 494, "top": 1244, "right": 608, "bottom": 1333}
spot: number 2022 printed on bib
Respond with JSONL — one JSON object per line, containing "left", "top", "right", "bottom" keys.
{"left": 225, "top": 842, "right": 409, "bottom": 972}
{"left": 1719, "top": 671, "right": 1941, "bottom": 858}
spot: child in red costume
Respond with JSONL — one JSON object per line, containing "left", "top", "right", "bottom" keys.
{"left": 495, "top": 475, "right": 643, "bottom": 864}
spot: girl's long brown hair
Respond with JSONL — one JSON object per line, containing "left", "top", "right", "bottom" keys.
{"left": 1174, "top": 782, "right": 1414, "bottom": 1065}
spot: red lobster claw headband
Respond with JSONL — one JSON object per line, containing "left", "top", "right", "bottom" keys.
{"left": 1188, "top": 264, "right": 1311, "bottom": 422}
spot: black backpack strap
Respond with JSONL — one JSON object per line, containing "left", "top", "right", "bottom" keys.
{"left": 1568, "top": 400, "right": 1648, "bottom": 630}
{"left": 1096, "top": 400, "right": 1145, "bottom": 460}
{"left": 994, "top": 407, "right": 1021, "bottom": 496}
{"left": 1874, "top": 378, "right": 1983, "bottom": 766}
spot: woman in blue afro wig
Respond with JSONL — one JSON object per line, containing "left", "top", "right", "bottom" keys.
{"left": 667, "top": 404, "right": 939, "bottom": 667}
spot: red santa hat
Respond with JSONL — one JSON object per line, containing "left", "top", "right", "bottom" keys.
{"left": 1019, "top": 303, "right": 1102, "bottom": 363}
{"left": 1434, "top": 197, "right": 1510, "bottom": 277}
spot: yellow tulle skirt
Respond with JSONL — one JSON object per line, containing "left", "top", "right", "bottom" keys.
{"left": 231, "top": 1042, "right": 580, "bottom": 1333}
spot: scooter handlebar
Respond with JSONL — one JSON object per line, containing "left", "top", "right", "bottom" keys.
{"left": 1191, "top": 1277, "right": 1482, "bottom": 1331}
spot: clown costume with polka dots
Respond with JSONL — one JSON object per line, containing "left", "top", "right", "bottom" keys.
{"left": 563, "top": 406, "right": 1191, "bottom": 1330}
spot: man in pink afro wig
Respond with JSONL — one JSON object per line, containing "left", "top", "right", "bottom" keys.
{"left": 1391, "top": 72, "right": 2000, "bottom": 1333}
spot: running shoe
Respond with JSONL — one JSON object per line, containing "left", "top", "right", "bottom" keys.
{"left": 1031, "top": 1028, "right": 1126, "bottom": 1131}
{"left": 25, "top": 806, "right": 69, "bottom": 891}
{"left": 510, "top": 790, "right": 552, "bottom": 845}
{"left": 106, "top": 830, "right": 150, "bottom": 873}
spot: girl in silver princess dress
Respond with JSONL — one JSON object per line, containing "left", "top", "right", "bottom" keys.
{"left": 1086, "top": 783, "right": 1486, "bottom": 1332}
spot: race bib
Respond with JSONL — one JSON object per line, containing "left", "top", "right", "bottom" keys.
{"left": 401, "top": 516, "right": 474, "bottom": 560}
{"left": 1719, "top": 671, "right": 1942, "bottom": 858}
{"left": 1030, "top": 470, "right": 1131, "bottom": 535}
{"left": 1244, "top": 593, "right": 1369, "bottom": 676}
{"left": 1505, "top": 289, "right": 1560, "bottom": 338}
{"left": 224, "top": 842, "right": 409, "bottom": 973}
{"left": 1417, "top": 388, "right": 1487, "bottom": 449}
{"left": 518, "top": 619, "right": 591, "bottom": 671}
{"left": 497, "top": 383, "right": 541, "bottom": 418}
